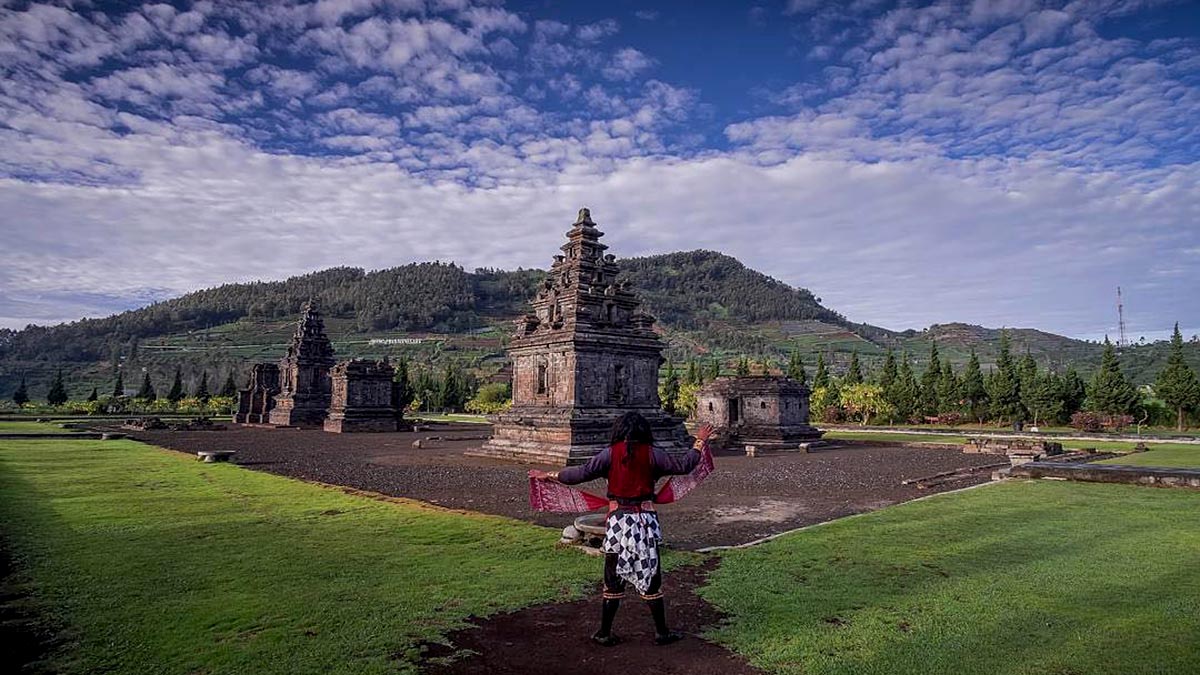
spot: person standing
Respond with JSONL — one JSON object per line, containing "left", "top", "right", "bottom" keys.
{"left": 534, "top": 412, "right": 714, "bottom": 646}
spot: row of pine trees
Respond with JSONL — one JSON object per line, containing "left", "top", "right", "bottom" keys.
{"left": 10, "top": 367, "right": 237, "bottom": 407}
{"left": 660, "top": 325, "right": 1200, "bottom": 430}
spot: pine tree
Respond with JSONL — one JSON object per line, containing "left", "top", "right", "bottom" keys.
{"left": 47, "top": 370, "right": 68, "bottom": 406}
{"left": 12, "top": 377, "right": 29, "bottom": 406}
{"left": 919, "top": 343, "right": 941, "bottom": 417}
{"left": 786, "top": 350, "right": 807, "bottom": 385}
{"left": 707, "top": 358, "right": 721, "bottom": 381}
{"left": 961, "top": 351, "right": 989, "bottom": 424}
{"left": 137, "top": 372, "right": 156, "bottom": 401}
{"left": 1087, "top": 338, "right": 1139, "bottom": 415}
{"left": 195, "top": 371, "right": 210, "bottom": 403}
{"left": 879, "top": 351, "right": 897, "bottom": 391}
{"left": 735, "top": 356, "right": 750, "bottom": 376}
{"left": 1060, "top": 368, "right": 1086, "bottom": 421}
{"left": 1155, "top": 323, "right": 1200, "bottom": 430}
{"left": 757, "top": 356, "right": 772, "bottom": 376}
{"left": 111, "top": 372, "right": 125, "bottom": 398}
{"left": 86, "top": 387, "right": 98, "bottom": 402}
{"left": 813, "top": 353, "right": 830, "bottom": 390}
{"left": 988, "top": 332, "right": 1024, "bottom": 424}
{"left": 892, "top": 355, "right": 919, "bottom": 422}
{"left": 167, "top": 366, "right": 184, "bottom": 403}
{"left": 660, "top": 360, "right": 680, "bottom": 416}
{"left": 936, "top": 360, "right": 960, "bottom": 414}
{"left": 1025, "top": 372, "right": 1064, "bottom": 427}
{"left": 219, "top": 373, "right": 238, "bottom": 398}
{"left": 1018, "top": 352, "right": 1038, "bottom": 400}
{"left": 844, "top": 353, "right": 863, "bottom": 385}
{"left": 685, "top": 360, "right": 700, "bottom": 387}
{"left": 393, "top": 359, "right": 414, "bottom": 412}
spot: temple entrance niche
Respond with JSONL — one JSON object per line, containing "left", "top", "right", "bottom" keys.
{"left": 475, "top": 208, "right": 690, "bottom": 465}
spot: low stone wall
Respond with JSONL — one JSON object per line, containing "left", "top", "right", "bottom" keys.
{"left": 1011, "top": 462, "right": 1200, "bottom": 490}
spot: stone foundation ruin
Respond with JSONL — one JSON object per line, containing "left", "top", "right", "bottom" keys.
{"left": 694, "top": 376, "right": 824, "bottom": 451}
{"left": 475, "top": 208, "right": 690, "bottom": 465}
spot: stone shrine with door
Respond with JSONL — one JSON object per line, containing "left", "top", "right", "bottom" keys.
{"left": 233, "top": 363, "right": 280, "bottom": 424}
{"left": 268, "top": 300, "right": 336, "bottom": 427}
{"left": 324, "top": 359, "right": 403, "bottom": 433}
{"left": 694, "top": 376, "right": 824, "bottom": 450}
{"left": 476, "top": 208, "right": 690, "bottom": 465}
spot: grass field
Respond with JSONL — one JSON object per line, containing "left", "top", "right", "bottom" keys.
{"left": 0, "top": 438, "right": 597, "bottom": 674}
{"left": 1097, "top": 447, "right": 1200, "bottom": 469}
{"left": 703, "top": 480, "right": 1200, "bottom": 675}
{"left": 823, "top": 430, "right": 1200, "bottom": 455}
{"left": 0, "top": 420, "right": 69, "bottom": 433}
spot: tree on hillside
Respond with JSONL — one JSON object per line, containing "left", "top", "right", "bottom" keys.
{"left": 111, "top": 372, "right": 125, "bottom": 398}
{"left": 988, "top": 332, "right": 1024, "bottom": 424}
{"left": 137, "top": 372, "right": 157, "bottom": 401}
{"left": 735, "top": 356, "right": 750, "bottom": 376}
{"left": 878, "top": 350, "right": 897, "bottom": 390}
{"left": 962, "top": 351, "right": 989, "bottom": 424}
{"left": 167, "top": 366, "right": 184, "bottom": 403}
{"left": 1087, "top": 338, "right": 1139, "bottom": 415}
{"left": 685, "top": 359, "right": 701, "bottom": 387}
{"left": 660, "top": 360, "right": 680, "bottom": 416}
{"left": 786, "top": 350, "right": 807, "bottom": 385}
{"left": 12, "top": 377, "right": 29, "bottom": 406}
{"left": 1155, "top": 323, "right": 1200, "bottom": 430}
{"left": 219, "top": 373, "right": 238, "bottom": 398}
{"left": 844, "top": 353, "right": 863, "bottom": 385}
{"left": 47, "top": 370, "right": 68, "bottom": 406}
{"left": 195, "top": 372, "right": 210, "bottom": 403}
{"left": 757, "top": 356, "right": 772, "bottom": 376}
{"left": 840, "top": 382, "right": 892, "bottom": 426}
{"left": 707, "top": 358, "right": 721, "bottom": 381}
{"left": 813, "top": 353, "right": 830, "bottom": 390}
{"left": 919, "top": 343, "right": 941, "bottom": 417}
{"left": 86, "top": 387, "right": 98, "bottom": 402}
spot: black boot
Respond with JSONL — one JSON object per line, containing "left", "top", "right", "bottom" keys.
{"left": 647, "top": 597, "right": 683, "bottom": 645}
{"left": 592, "top": 598, "right": 621, "bottom": 647}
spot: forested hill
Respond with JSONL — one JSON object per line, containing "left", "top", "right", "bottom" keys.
{"left": 0, "top": 251, "right": 879, "bottom": 363}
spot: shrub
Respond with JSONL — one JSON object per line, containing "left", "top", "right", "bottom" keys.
{"left": 465, "top": 383, "right": 511, "bottom": 415}
{"left": 1070, "top": 411, "right": 1104, "bottom": 432}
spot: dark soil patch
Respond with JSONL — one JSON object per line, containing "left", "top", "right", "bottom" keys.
{"left": 123, "top": 424, "right": 1003, "bottom": 549}
{"left": 419, "top": 561, "right": 760, "bottom": 675}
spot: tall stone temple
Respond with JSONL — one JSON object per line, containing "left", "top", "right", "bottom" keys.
{"left": 268, "top": 300, "right": 336, "bottom": 427}
{"left": 477, "top": 208, "right": 690, "bottom": 465}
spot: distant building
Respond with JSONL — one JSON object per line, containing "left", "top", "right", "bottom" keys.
{"left": 694, "top": 376, "right": 824, "bottom": 450}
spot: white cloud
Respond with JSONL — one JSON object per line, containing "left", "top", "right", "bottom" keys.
{"left": 602, "top": 47, "right": 654, "bottom": 81}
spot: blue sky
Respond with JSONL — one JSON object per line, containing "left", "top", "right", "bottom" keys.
{"left": 0, "top": 0, "right": 1197, "bottom": 341}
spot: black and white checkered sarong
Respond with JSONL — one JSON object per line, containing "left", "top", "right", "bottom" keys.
{"left": 602, "top": 511, "right": 663, "bottom": 595}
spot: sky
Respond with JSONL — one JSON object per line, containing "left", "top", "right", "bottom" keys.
{"left": 0, "top": 0, "right": 1198, "bottom": 341}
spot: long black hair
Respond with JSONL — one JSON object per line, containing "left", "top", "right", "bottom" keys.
{"left": 610, "top": 412, "right": 654, "bottom": 464}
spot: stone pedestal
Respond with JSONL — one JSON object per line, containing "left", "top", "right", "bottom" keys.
{"left": 475, "top": 208, "right": 689, "bottom": 465}
{"left": 324, "top": 360, "right": 402, "bottom": 433}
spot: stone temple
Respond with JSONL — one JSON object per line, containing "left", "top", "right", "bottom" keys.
{"left": 268, "top": 301, "right": 337, "bottom": 427}
{"left": 324, "top": 359, "right": 401, "bottom": 433}
{"left": 477, "top": 208, "right": 690, "bottom": 465}
{"left": 233, "top": 363, "right": 280, "bottom": 424}
{"left": 693, "top": 376, "right": 824, "bottom": 451}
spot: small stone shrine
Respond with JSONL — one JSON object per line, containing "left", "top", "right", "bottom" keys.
{"left": 324, "top": 359, "right": 403, "bottom": 433}
{"left": 233, "top": 363, "right": 280, "bottom": 424}
{"left": 476, "top": 207, "right": 690, "bottom": 465}
{"left": 694, "top": 376, "right": 824, "bottom": 451}
{"left": 268, "top": 300, "right": 336, "bottom": 427}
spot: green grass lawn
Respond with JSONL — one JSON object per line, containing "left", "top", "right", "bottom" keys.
{"left": 823, "top": 430, "right": 1199, "bottom": 456}
{"left": 0, "top": 438, "right": 597, "bottom": 674}
{"left": 702, "top": 480, "right": 1200, "bottom": 675}
{"left": 1096, "top": 446, "right": 1200, "bottom": 469}
{"left": 412, "top": 413, "right": 490, "bottom": 424}
{"left": 0, "top": 420, "right": 70, "bottom": 433}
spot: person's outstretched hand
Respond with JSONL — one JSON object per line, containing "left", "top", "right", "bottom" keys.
{"left": 529, "top": 470, "right": 557, "bottom": 481}
{"left": 694, "top": 423, "right": 714, "bottom": 445}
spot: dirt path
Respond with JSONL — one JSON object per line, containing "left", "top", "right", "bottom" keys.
{"left": 419, "top": 561, "right": 760, "bottom": 675}
{"left": 126, "top": 423, "right": 1002, "bottom": 549}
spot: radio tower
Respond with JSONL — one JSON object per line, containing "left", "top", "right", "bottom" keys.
{"left": 1117, "top": 286, "right": 1128, "bottom": 349}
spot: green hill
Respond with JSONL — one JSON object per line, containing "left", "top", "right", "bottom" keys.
{"left": 1, "top": 250, "right": 1194, "bottom": 399}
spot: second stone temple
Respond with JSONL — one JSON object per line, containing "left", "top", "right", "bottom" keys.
{"left": 476, "top": 208, "right": 690, "bottom": 465}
